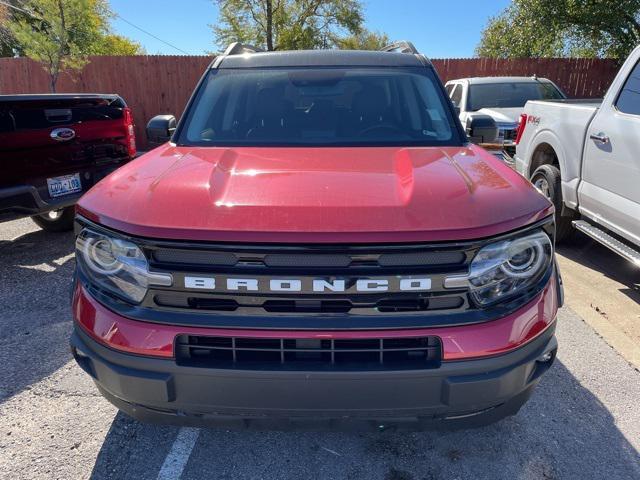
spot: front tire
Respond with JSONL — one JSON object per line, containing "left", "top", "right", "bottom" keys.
{"left": 31, "top": 206, "right": 75, "bottom": 232}
{"left": 530, "top": 164, "right": 574, "bottom": 242}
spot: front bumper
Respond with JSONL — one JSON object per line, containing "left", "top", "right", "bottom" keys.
{"left": 71, "top": 324, "right": 556, "bottom": 430}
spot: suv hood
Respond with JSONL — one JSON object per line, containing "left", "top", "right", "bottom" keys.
{"left": 78, "top": 145, "right": 552, "bottom": 243}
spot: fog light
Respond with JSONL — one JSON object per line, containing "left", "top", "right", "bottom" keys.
{"left": 538, "top": 351, "right": 553, "bottom": 362}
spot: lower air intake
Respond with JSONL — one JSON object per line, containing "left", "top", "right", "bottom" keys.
{"left": 175, "top": 335, "right": 442, "bottom": 371}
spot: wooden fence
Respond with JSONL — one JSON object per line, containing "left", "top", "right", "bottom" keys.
{"left": 0, "top": 55, "right": 620, "bottom": 149}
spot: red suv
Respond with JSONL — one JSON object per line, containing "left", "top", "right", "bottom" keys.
{"left": 70, "top": 42, "right": 562, "bottom": 430}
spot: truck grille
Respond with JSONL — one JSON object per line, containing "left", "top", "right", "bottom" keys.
{"left": 175, "top": 334, "right": 442, "bottom": 371}
{"left": 502, "top": 128, "right": 517, "bottom": 142}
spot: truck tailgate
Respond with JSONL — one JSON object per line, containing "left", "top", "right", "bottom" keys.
{"left": 0, "top": 95, "right": 133, "bottom": 187}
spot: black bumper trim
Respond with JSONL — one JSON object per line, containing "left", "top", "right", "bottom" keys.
{"left": 70, "top": 323, "right": 557, "bottom": 430}
{"left": 0, "top": 163, "right": 127, "bottom": 222}
{"left": 0, "top": 184, "right": 79, "bottom": 221}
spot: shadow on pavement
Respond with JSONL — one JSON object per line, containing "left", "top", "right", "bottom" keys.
{"left": 88, "top": 360, "right": 640, "bottom": 480}
{"left": 0, "top": 229, "right": 76, "bottom": 403}
{"left": 90, "top": 412, "right": 181, "bottom": 480}
{"left": 557, "top": 233, "right": 640, "bottom": 303}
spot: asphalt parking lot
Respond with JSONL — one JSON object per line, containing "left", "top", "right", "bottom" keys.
{"left": 1, "top": 218, "right": 639, "bottom": 480}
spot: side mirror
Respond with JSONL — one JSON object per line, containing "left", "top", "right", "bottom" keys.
{"left": 465, "top": 114, "right": 498, "bottom": 144}
{"left": 453, "top": 105, "right": 461, "bottom": 116}
{"left": 146, "top": 115, "right": 176, "bottom": 145}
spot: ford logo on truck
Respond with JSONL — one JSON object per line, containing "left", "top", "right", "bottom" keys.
{"left": 50, "top": 127, "right": 76, "bottom": 142}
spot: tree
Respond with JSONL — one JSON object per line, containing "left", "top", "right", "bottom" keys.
{"left": 476, "top": 0, "right": 640, "bottom": 59}
{"left": 212, "top": 0, "right": 366, "bottom": 51}
{"left": 1, "top": 1, "right": 32, "bottom": 56}
{"left": 0, "top": 4, "right": 14, "bottom": 56}
{"left": 336, "top": 29, "right": 389, "bottom": 50}
{"left": 90, "top": 34, "right": 145, "bottom": 55}
{"left": 7, "top": 0, "right": 143, "bottom": 91}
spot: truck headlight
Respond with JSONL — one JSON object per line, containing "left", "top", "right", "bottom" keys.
{"left": 446, "top": 230, "right": 553, "bottom": 306}
{"left": 76, "top": 228, "right": 172, "bottom": 303}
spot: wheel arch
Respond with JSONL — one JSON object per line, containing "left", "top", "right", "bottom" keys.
{"left": 525, "top": 128, "right": 582, "bottom": 210}
{"left": 526, "top": 131, "right": 565, "bottom": 179}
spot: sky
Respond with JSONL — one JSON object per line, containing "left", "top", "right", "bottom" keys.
{"left": 110, "top": 0, "right": 511, "bottom": 58}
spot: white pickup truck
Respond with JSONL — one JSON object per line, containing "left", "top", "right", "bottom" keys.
{"left": 445, "top": 76, "right": 565, "bottom": 155}
{"left": 514, "top": 46, "right": 640, "bottom": 265}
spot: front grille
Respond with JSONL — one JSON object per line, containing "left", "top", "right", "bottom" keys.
{"left": 503, "top": 128, "right": 517, "bottom": 142}
{"left": 175, "top": 334, "right": 442, "bottom": 371}
{"left": 154, "top": 293, "right": 466, "bottom": 314}
{"left": 138, "top": 239, "right": 477, "bottom": 324}
{"left": 142, "top": 241, "right": 474, "bottom": 320}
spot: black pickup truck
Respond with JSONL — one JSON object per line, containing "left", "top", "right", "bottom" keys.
{"left": 0, "top": 94, "right": 136, "bottom": 231}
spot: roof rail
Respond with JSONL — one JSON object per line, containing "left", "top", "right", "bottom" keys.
{"left": 223, "top": 42, "right": 264, "bottom": 56}
{"left": 380, "top": 41, "right": 419, "bottom": 55}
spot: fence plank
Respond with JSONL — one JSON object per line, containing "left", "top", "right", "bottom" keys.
{"left": 0, "top": 55, "right": 620, "bottom": 149}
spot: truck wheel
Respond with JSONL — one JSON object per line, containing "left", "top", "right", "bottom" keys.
{"left": 531, "top": 164, "right": 574, "bottom": 242}
{"left": 31, "top": 207, "right": 75, "bottom": 232}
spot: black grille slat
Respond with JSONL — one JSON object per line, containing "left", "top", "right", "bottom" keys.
{"left": 176, "top": 335, "right": 442, "bottom": 371}
{"left": 175, "top": 345, "right": 441, "bottom": 354}
{"left": 187, "top": 298, "right": 238, "bottom": 311}
{"left": 153, "top": 249, "right": 238, "bottom": 266}
{"left": 264, "top": 254, "right": 352, "bottom": 267}
{"left": 377, "top": 298, "right": 429, "bottom": 312}
{"left": 150, "top": 247, "right": 468, "bottom": 269}
{"left": 263, "top": 299, "right": 352, "bottom": 313}
{"left": 154, "top": 293, "right": 466, "bottom": 314}
{"left": 378, "top": 251, "right": 465, "bottom": 266}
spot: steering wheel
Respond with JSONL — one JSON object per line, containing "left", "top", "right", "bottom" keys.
{"left": 358, "top": 124, "right": 404, "bottom": 137}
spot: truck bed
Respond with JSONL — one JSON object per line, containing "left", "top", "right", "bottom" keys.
{"left": 532, "top": 98, "right": 602, "bottom": 108}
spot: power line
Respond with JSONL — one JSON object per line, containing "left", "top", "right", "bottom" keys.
{"left": 1, "top": 1, "right": 190, "bottom": 55}
{"left": 113, "top": 13, "right": 189, "bottom": 55}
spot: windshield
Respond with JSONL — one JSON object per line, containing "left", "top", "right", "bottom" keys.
{"left": 178, "top": 67, "right": 461, "bottom": 147}
{"left": 467, "top": 82, "right": 564, "bottom": 111}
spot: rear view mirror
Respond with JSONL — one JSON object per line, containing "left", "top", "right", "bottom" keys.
{"left": 465, "top": 114, "right": 498, "bottom": 144}
{"left": 146, "top": 115, "right": 176, "bottom": 145}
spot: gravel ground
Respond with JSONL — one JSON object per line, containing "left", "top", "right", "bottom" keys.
{"left": 0, "top": 218, "right": 639, "bottom": 480}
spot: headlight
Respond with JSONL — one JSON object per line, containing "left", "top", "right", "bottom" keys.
{"left": 76, "top": 228, "right": 172, "bottom": 303}
{"left": 446, "top": 230, "right": 553, "bottom": 306}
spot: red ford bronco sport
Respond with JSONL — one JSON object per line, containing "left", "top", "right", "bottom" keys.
{"left": 71, "top": 42, "right": 562, "bottom": 430}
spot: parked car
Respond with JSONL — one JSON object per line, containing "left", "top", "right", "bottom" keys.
{"left": 70, "top": 42, "right": 562, "bottom": 430}
{"left": 515, "top": 45, "right": 640, "bottom": 265}
{"left": 0, "top": 94, "right": 136, "bottom": 231}
{"left": 445, "top": 77, "right": 565, "bottom": 155}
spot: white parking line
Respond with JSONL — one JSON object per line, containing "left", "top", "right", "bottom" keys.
{"left": 157, "top": 427, "right": 201, "bottom": 480}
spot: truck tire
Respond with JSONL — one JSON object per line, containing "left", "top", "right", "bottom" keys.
{"left": 31, "top": 207, "right": 75, "bottom": 232}
{"left": 530, "top": 164, "right": 574, "bottom": 242}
